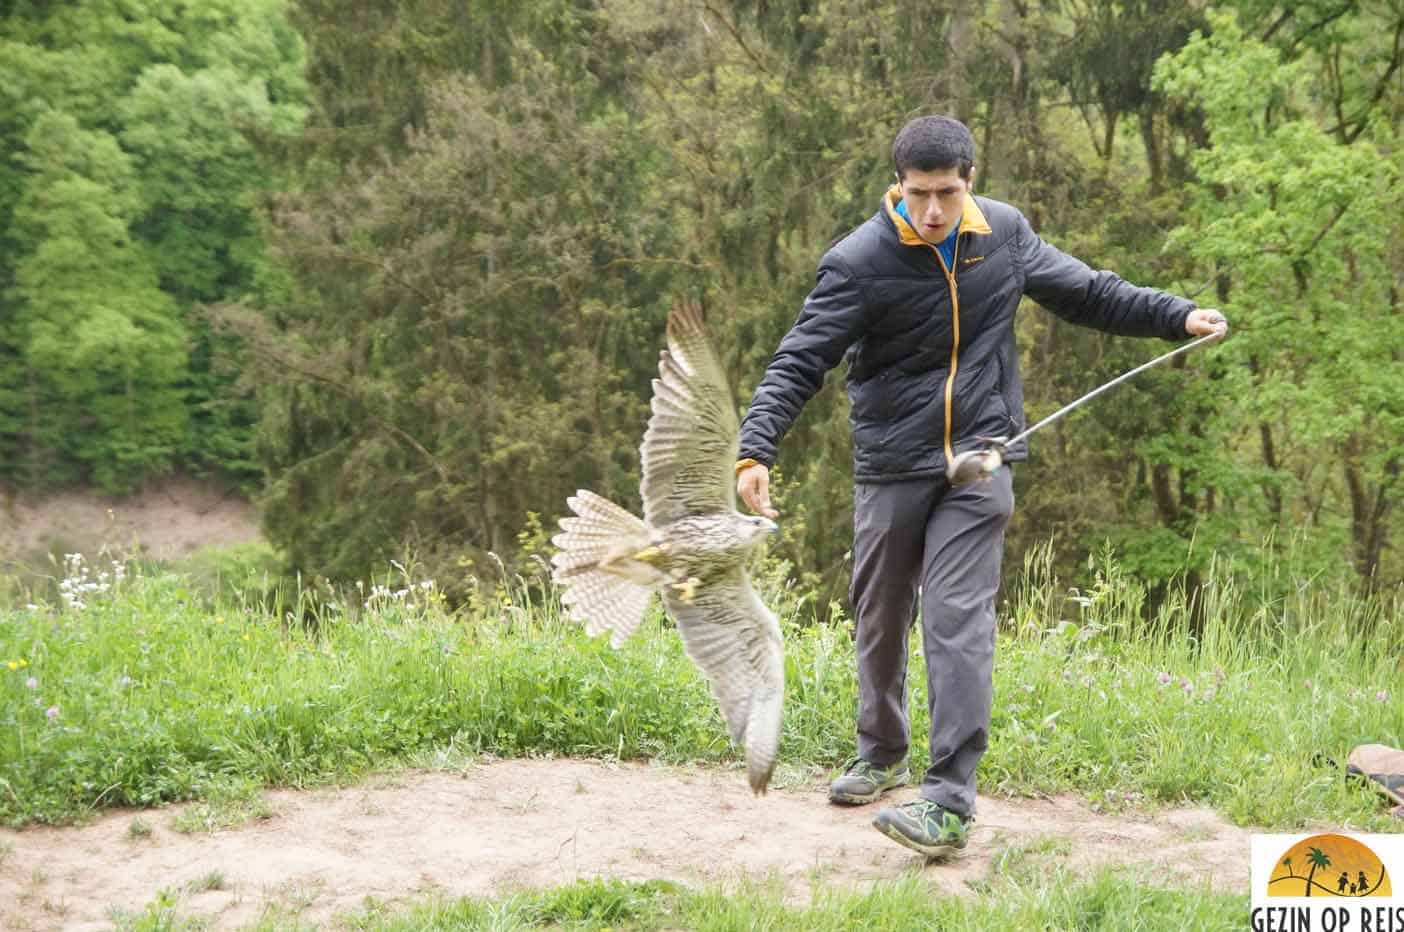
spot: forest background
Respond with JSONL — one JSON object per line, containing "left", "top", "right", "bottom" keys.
{"left": 1, "top": 0, "right": 1401, "bottom": 614}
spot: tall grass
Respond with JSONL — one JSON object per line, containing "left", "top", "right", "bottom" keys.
{"left": 0, "top": 544, "right": 1398, "bottom": 828}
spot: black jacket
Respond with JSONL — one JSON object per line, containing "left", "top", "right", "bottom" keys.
{"left": 737, "top": 187, "right": 1195, "bottom": 482}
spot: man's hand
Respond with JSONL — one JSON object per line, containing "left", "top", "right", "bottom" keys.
{"left": 1186, "top": 308, "right": 1229, "bottom": 342}
{"left": 737, "top": 463, "right": 779, "bottom": 519}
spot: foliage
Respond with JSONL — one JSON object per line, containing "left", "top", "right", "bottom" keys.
{"left": 1153, "top": 10, "right": 1404, "bottom": 589}
{"left": 0, "top": 0, "right": 308, "bottom": 491}
{"left": 1, "top": 549, "right": 1397, "bottom": 830}
{"left": 3, "top": 0, "right": 1402, "bottom": 601}
{"left": 7, "top": 110, "right": 186, "bottom": 488}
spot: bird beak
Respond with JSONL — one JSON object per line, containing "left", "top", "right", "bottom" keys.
{"left": 760, "top": 518, "right": 778, "bottom": 534}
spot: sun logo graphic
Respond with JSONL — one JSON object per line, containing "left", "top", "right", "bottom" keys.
{"left": 1267, "top": 834, "right": 1391, "bottom": 898}
{"left": 1252, "top": 832, "right": 1403, "bottom": 932}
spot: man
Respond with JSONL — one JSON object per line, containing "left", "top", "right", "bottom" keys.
{"left": 733, "top": 115, "right": 1227, "bottom": 858}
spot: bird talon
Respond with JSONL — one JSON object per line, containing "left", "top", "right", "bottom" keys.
{"left": 671, "top": 577, "right": 701, "bottom": 603}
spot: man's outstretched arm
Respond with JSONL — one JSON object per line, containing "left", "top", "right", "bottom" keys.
{"left": 736, "top": 255, "right": 869, "bottom": 517}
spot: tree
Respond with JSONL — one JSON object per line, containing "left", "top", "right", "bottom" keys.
{"left": 7, "top": 112, "right": 187, "bottom": 489}
{"left": 1154, "top": 10, "right": 1404, "bottom": 589}
{"left": 0, "top": 0, "right": 308, "bottom": 489}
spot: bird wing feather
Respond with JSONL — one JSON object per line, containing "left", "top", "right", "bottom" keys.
{"left": 664, "top": 570, "right": 783, "bottom": 791}
{"left": 640, "top": 301, "right": 739, "bottom": 527}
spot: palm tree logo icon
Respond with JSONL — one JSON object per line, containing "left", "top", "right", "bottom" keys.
{"left": 1267, "top": 834, "right": 1391, "bottom": 897}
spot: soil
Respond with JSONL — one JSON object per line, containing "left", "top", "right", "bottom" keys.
{"left": 0, "top": 758, "right": 1253, "bottom": 931}
{"left": 0, "top": 477, "right": 261, "bottom": 564}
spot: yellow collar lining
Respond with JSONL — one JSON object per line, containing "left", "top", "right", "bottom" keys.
{"left": 883, "top": 183, "right": 992, "bottom": 247}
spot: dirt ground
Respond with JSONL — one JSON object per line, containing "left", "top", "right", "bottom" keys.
{"left": 0, "top": 758, "right": 1253, "bottom": 931}
{"left": 0, "top": 477, "right": 261, "bottom": 563}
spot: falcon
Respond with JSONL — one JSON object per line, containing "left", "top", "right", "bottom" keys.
{"left": 550, "top": 300, "right": 784, "bottom": 794}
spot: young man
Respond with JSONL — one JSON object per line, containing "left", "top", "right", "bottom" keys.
{"left": 733, "top": 115, "right": 1227, "bottom": 858}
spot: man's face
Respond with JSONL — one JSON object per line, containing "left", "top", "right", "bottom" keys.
{"left": 898, "top": 166, "right": 974, "bottom": 245}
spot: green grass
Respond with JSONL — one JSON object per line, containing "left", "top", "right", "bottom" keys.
{"left": 112, "top": 872, "right": 1249, "bottom": 931}
{"left": 0, "top": 546, "right": 1399, "bottom": 830}
{"left": 170, "top": 775, "right": 273, "bottom": 833}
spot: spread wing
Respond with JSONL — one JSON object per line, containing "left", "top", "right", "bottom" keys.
{"left": 640, "top": 300, "right": 739, "bottom": 527}
{"left": 663, "top": 570, "right": 784, "bottom": 793}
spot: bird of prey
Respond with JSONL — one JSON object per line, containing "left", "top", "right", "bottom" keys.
{"left": 551, "top": 300, "right": 784, "bottom": 794}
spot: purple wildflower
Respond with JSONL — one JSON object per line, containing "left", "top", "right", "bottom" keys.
{"left": 25, "top": 677, "right": 38, "bottom": 690}
{"left": 45, "top": 705, "right": 60, "bottom": 722}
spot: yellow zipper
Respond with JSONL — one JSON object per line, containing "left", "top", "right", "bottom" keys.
{"left": 931, "top": 240, "right": 961, "bottom": 464}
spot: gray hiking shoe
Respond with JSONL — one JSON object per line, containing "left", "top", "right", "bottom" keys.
{"left": 828, "top": 757, "right": 910, "bottom": 805}
{"left": 872, "top": 799, "right": 971, "bottom": 859}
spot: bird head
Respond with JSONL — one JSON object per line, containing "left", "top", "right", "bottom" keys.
{"left": 744, "top": 514, "right": 778, "bottom": 542}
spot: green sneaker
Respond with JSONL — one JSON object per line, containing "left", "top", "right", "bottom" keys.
{"left": 828, "top": 757, "right": 911, "bottom": 805}
{"left": 872, "top": 799, "right": 971, "bottom": 858}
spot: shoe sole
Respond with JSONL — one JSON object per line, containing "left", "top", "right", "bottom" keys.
{"left": 828, "top": 777, "right": 909, "bottom": 806}
{"left": 875, "top": 822, "right": 966, "bottom": 860}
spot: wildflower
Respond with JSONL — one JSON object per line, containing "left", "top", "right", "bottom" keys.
{"left": 45, "top": 706, "right": 60, "bottom": 722}
{"left": 1156, "top": 672, "right": 1171, "bottom": 686}
{"left": 118, "top": 676, "right": 132, "bottom": 688}
{"left": 6, "top": 660, "right": 16, "bottom": 671}
{"left": 1179, "top": 678, "right": 1192, "bottom": 694}
{"left": 18, "top": 659, "right": 26, "bottom": 668}
{"left": 1304, "top": 678, "right": 1314, "bottom": 690}
{"left": 1377, "top": 691, "right": 1389, "bottom": 703}
{"left": 1213, "top": 667, "right": 1226, "bottom": 685}
{"left": 25, "top": 677, "right": 38, "bottom": 690}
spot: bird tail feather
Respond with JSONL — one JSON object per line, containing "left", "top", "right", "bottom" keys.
{"left": 551, "top": 490, "right": 655, "bottom": 647}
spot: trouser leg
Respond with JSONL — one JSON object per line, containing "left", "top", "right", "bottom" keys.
{"left": 850, "top": 479, "right": 938, "bottom": 767}
{"left": 918, "top": 466, "right": 1014, "bottom": 816}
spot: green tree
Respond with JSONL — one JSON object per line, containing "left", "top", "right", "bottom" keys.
{"left": 246, "top": 19, "right": 680, "bottom": 584}
{"left": 0, "top": 0, "right": 308, "bottom": 489}
{"left": 8, "top": 112, "right": 187, "bottom": 489}
{"left": 1154, "top": 11, "right": 1403, "bottom": 589}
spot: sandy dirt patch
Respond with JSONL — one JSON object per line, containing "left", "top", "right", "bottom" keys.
{"left": 0, "top": 477, "right": 260, "bottom": 563}
{"left": 0, "top": 758, "right": 1252, "bottom": 931}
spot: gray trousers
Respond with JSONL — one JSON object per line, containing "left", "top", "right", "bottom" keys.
{"left": 849, "top": 467, "right": 1014, "bottom": 818}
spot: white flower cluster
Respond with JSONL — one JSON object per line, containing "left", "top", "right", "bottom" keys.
{"left": 58, "top": 552, "right": 126, "bottom": 611}
{"left": 361, "top": 578, "right": 436, "bottom": 611}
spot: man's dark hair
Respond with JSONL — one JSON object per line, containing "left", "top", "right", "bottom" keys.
{"left": 892, "top": 116, "right": 976, "bottom": 180}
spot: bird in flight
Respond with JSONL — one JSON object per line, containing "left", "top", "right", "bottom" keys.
{"left": 551, "top": 300, "right": 784, "bottom": 793}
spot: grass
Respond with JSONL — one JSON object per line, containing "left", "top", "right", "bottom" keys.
{"left": 107, "top": 871, "right": 1249, "bottom": 931}
{"left": 170, "top": 776, "right": 274, "bottom": 833}
{"left": 0, "top": 544, "right": 1399, "bottom": 834}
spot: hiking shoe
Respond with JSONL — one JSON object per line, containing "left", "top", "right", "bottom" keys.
{"left": 872, "top": 799, "right": 971, "bottom": 858}
{"left": 828, "top": 758, "right": 911, "bottom": 805}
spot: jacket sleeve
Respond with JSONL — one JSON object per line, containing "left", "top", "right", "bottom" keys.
{"left": 737, "top": 255, "right": 869, "bottom": 468}
{"left": 1018, "top": 211, "right": 1193, "bottom": 341}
